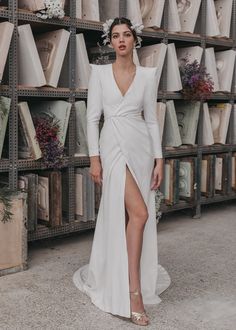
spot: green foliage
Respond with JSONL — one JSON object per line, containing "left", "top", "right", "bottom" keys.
{"left": 0, "top": 97, "right": 9, "bottom": 121}
{"left": 0, "top": 188, "right": 13, "bottom": 223}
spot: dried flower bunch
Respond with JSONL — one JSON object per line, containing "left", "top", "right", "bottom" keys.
{"left": 36, "top": 0, "right": 65, "bottom": 20}
{"left": 34, "top": 114, "right": 65, "bottom": 168}
{"left": 179, "top": 57, "right": 214, "bottom": 101}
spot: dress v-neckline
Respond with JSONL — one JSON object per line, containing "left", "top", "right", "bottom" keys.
{"left": 111, "top": 63, "right": 138, "bottom": 98}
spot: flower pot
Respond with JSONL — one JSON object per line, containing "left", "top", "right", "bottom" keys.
{"left": 0, "top": 192, "right": 28, "bottom": 276}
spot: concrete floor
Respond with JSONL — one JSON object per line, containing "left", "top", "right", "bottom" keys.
{"left": 0, "top": 201, "right": 236, "bottom": 330}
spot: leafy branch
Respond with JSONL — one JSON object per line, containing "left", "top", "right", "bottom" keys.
{"left": 0, "top": 188, "right": 13, "bottom": 223}
{"left": 0, "top": 96, "right": 9, "bottom": 121}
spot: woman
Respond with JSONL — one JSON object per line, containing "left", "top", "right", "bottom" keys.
{"left": 73, "top": 17, "right": 171, "bottom": 326}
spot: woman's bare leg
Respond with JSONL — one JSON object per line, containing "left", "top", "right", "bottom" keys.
{"left": 124, "top": 166, "right": 148, "bottom": 321}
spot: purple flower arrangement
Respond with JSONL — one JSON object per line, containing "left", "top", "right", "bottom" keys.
{"left": 179, "top": 57, "right": 214, "bottom": 101}
{"left": 34, "top": 115, "right": 65, "bottom": 168}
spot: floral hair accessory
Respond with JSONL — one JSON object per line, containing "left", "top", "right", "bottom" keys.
{"left": 101, "top": 18, "right": 144, "bottom": 48}
{"left": 101, "top": 19, "right": 114, "bottom": 45}
{"left": 130, "top": 20, "right": 144, "bottom": 34}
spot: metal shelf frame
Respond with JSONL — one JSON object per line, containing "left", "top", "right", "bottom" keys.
{"left": 0, "top": 6, "right": 8, "bottom": 18}
{"left": 17, "top": 10, "right": 71, "bottom": 26}
{"left": 0, "top": 0, "right": 236, "bottom": 240}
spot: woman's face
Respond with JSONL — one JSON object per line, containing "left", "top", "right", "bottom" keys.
{"left": 110, "top": 24, "right": 135, "bottom": 56}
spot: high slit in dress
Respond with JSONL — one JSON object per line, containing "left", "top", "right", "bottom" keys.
{"left": 73, "top": 63, "right": 171, "bottom": 318}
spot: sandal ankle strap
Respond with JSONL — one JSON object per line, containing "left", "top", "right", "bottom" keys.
{"left": 129, "top": 289, "right": 141, "bottom": 296}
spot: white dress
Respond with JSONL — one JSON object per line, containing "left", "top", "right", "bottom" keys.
{"left": 73, "top": 63, "right": 171, "bottom": 318}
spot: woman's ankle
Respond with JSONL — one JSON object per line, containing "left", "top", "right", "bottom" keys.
{"left": 130, "top": 290, "right": 145, "bottom": 310}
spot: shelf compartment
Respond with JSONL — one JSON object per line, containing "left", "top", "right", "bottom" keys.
{"left": 161, "top": 200, "right": 196, "bottom": 213}
{"left": 167, "top": 32, "right": 201, "bottom": 43}
{"left": 0, "top": 85, "right": 10, "bottom": 96}
{"left": 28, "top": 219, "right": 96, "bottom": 241}
{"left": 210, "top": 92, "right": 232, "bottom": 100}
{"left": 164, "top": 146, "right": 198, "bottom": 157}
{"left": 17, "top": 157, "right": 70, "bottom": 170}
{"left": 201, "top": 145, "right": 236, "bottom": 154}
{"left": 158, "top": 92, "right": 183, "bottom": 100}
{"left": 75, "top": 18, "right": 103, "bottom": 31}
{"left": 17, "top": 86, "right": 71, "bottom": 98}
{"left": 74, "top": 156, "right": 90, "bottom": 167}
{"left": 0, "top": 159, "right": 10, "bottom": 171}
{"left": 158, "top": 92, "right": 234, "bottom": 100}
{"left": 18, "top": 10, "right": 71, "bottom": 27}
{"left": 201, "top": 193, "right": 236, "bottom": 205}
{"left": 15, "top": 89, "right": 236, "bottom": 100}
{"left": 75, "top": 89, "right": 88, "bottom": 98}
{"left": 141, "top": 28, "right": 165, "bottom": 40}
{"left": 205, "top": 36, "right": 234, "bottom": 47}
{"left": 0, "top": 6, "right": 8, "bottom": 18}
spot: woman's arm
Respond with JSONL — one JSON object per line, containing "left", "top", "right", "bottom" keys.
{"left": 87, "top": 64, "right": 103, "bottom": 157}
{"left": 86, "top": 65, "right": 103, "bottom": 185}
{"left": 143, "top": 67, "right": 163, "bottom": 189}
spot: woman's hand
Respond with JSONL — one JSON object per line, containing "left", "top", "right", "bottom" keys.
{"left": 150, "top": 158, "right": 164, "bottom": 190}
{"left": 89, "top": 156, "right": 103, "bottom": 186}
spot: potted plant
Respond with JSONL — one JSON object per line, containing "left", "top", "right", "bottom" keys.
{"left": 0, "top": 188, "right": 28, "bottom": 276}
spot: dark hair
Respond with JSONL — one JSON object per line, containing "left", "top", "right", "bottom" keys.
{"left": 108, "top": 17, "right": 138, "bottom": 43}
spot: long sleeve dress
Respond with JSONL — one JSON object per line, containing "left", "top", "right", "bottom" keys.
{"left": 73, "top": 63, "right": 171, "bottom": 318}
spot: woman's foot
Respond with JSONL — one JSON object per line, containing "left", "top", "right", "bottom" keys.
{"left": 130, "top": 289, "right": 149, "bottom": 326}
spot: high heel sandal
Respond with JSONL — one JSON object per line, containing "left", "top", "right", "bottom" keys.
{"left": 130, "top": 289, "right": 149, "bottom": 326}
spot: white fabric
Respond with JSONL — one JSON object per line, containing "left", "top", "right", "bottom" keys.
{"left": 73, "top": 63, "right": 171, "bottom": 318}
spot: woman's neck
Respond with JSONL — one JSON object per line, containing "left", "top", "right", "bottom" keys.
{"left": 113, "top": 55, "right": 135, "bottom": 71}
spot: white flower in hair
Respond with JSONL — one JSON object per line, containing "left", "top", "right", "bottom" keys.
{"left": 101, "top": 19, "right": 114, "bottom": 45}
{"left": 130, "top": 20, "right": 144, "bottom": 34}
{"left": 102, "top": 19, "right": 114, "bottom": 33}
